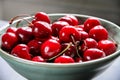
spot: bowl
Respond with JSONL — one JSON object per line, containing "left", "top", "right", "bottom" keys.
{"left": 0, "top": 13, "right": 120, "bottom": 80}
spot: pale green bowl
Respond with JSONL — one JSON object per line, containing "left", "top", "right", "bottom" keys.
{"left": 0, "top": 14, "right": 120, "bottom": 80}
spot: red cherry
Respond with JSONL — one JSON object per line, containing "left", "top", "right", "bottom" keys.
{"left": 16, "top": 27, "right": 34, "bottom": 43}
{"left": 54, "top": 55, "right": 75, "bottom": 63}
{"left": 32, "top": 21, "right": 52, "bottom": 39}
{"left": 11, "top": 44, "right": 31, "bottom": 60}
{"left": 65, "top": 15, "right": 79, "bottom": 25}
{"left": 1, "top": 32, "right": 18, "bottom": 51}
{"left": 6, "top": 27, "right": 17, "bottom": 33}
{"left": 51, "top": 21, "right": 69, "bottom": 36}
{"left": 59, "top": 26, "right": 81, "bottom": 43}
{"left": 32, "top": 56, "right": 45, "bottom": 62}
{"left": 83, "top": 48, "right": 106, "bottom": 61}
{"left": 35, "top": 12, "right": 50, "bottom": 23}
{"left": 80, "top": 38, "right": 98, "bottom": 52}
{"left": 41, "top": 39, "right": 61, "bottom": 59}
{"left": 76, "top": 24, "right": 84, "bottom": 30}
{"left": 98, "top": 40, "right": 117, "bottom": 56}
{"left": 27, "top": 39, "right": 42, "bottom": 56}
{"left": 79, "top": 31, "right": 89, "bottom": 40}
{"left": 84, "top": 17, "right": 101, "bottom": 32}
{"left": 89, "top": 25, "right": 108, "bottom": 41}
{"left": 58, "top": 16, "right": 73, "bottom": 25}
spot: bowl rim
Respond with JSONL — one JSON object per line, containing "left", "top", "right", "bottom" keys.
{"left": 0, "top": 13, "right": 120, "bottom": 67}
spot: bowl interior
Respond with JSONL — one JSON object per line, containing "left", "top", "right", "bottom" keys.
{"left": 0, "top": 13, "right": 120, "bottom": 66}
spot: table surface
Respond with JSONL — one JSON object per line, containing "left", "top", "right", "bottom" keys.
{"left": 0, "top": 20, "right": 120, "bottom": 80}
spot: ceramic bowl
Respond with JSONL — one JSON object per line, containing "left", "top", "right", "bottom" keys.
{"left": 0, "top": 14, "right": 120, "bottom": 80}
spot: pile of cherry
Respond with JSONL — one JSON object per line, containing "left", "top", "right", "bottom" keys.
{"left": 1, "top": 12, "right": 117, "bottom": 63}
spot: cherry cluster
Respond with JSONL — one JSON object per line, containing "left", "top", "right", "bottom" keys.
{"left": 1, "top": 12, "right": 117, "bottom": 63}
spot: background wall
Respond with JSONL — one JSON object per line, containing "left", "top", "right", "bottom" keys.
{"left": 0, "top": 0, "right": 120, "bottom": 25}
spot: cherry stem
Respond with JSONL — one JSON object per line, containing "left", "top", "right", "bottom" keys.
{"left": 48, "top": 42, "right": 72, "bottom": 61}
{"left": 16, "top": 18, "right": 33, "bottom": 27}
{"left": 9, "top": 14, "right": 34, "bottom": 24}
{"left": 70, "top": 35, "right": 81, "bottom": 58}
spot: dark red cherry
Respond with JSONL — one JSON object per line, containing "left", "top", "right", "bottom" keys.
{"left": 32, "top": 21, "right": 52, "bottom": 39}
{"left": 59, "top": 26, "right": 81, "bottom": 43}
{"left": 98, "top": 40, "right": 117, "bottom": 56}
{"left": 6, "top": 27, "right": 17, "bottom": 33}
{"left": 54, "top": 55, "right": 75, "bottom": 63}
{"left": 65, "top": 15, "right": 79, "bottom": 25}
{"left": 1, "top": 32, "right": 18, "bottom": 51}
{"left": 51, "top": 21, "right": 69, "bottom": 36}
{"left": 79, "top": 31, "right": 89, "bottom": 40}
{"left": 40, "top": 39, "right": 61, "bottom": 59}
{"left": 16, "top": 27, "right": 34, "bottom": 43}
{"left": 27, "top": 39, "right": 42, "bottom": 56}
{"left": 80, "top": 38, "right": 98, "bottom": 52}
{"left": 84, "top": 17, "right": 101, "bottom": 32}
{"left": 58, "top": 16, "right": 73, "bottom": 25}
{"left": 83, "top": 48, "right": 106, "bottom": 61}
{"left": 35, "top": 12, "right": 50, "bottom": 23}
{"left": 61, "top": 43, "right": 77, "bottom": 57}
{"left": 75, "top": 57, "right": 83, "bottom": 63}
{"left": 11, "top": 44, "right": 31, "bottom": 60}
{"left": 89, "top": 25, "right": 108, "bottom": 41}
{"left": 32, "top": 56, "right": 45, "bottom": 62}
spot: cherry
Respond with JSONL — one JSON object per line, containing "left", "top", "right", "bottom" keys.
{"left": 34, "top": 12, "right": 50, "bottom": 23}
{"left": 65, "top": 15, "right": 79, "bottom": 25}
{"left": 6, "top": 27, "right": 17, "bottom": 33}
{"left": 16, "top": 27, "right": 34, "bottom": 43}
{"left": 32, "top": 56, "right": 45, "bottom": 62}
{"left": 27, "top": 39, "right": 42, "bottom": 56}
{"left": 61, "top": 43, "right": 77, "bottom": 57}
{"left": 40, "top": 39, "right": 61, "bottom": 59}
{"left": 11, "top": 44, "right": 31, "bottom": 60}
{"left": 89, "top": 25, "right": 108, "bottom": 41}
{"left": 54, "top": 55, "right": 75, "bottom": 63}
{"left": 83, "top": 48, "right": 106, "bottom": 61}
{"left": 59, "top": 26, "right": 81, "bottom": 43}
{"left": 84, "top": 17, "right": 101, "bottom": 32}
{"left": 80, "top": 38, "right": 98, "bottom": 52}
{"left": 75, "top": 57, "right": 83, "bottom": 63}
{"left": 51, "top": 21, "right": 69, "bottom": 36}
{"left": 58, "top": 15, "right": 78, "bottom": 26}
{"left": 77, "top": 24, "right": 84, "bottom": 29}
{"left": 1, "top": 32, "right": 18, "bottom": 51}
{"left": 32, "top": 21, "right": 52, "bottom": 39}
{"left": 98, "top": 40, "right": 117, "bottom": 56}
{"left": 79, "top": 30, "right": 89, "bottom": 40}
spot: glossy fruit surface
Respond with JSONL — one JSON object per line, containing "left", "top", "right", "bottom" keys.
{"left": 89, "top": 25, "right": 108, "bottom": 41}
{"left": 83, "top": 48, "right": 106, "bottom": 61}
{"left": 40, "top": 39, "right": 61, "bottom": 59}
{"left": 1, "top": 32, "right": 18, "bottom": 51}
{"left": 16, "top": 27, "right": 33, "bottom": 43}
{"left": 84, "top": 17, "right": 101, "bottom": 32}
{"left": 59, "top": 26, "right": 81, "bottom": 42}
{"left": 27, "top": 39, "right": 42, "bottom": 56}
{"left": 35, "top": 12, "right": 50, "bottom": 23}
{"left": 98, "top": 40, "right": 117, "bottom": 56}
{"left": 51, "top": 21, "right": 69, "bottom": 36}
{"left": 32, "top": 56, "right": 45, "bottom": 62}
{"left": 54, "top": 55, "right": 75, "bottom": 63}
{"left": 32, "top": 21, "right": 52, "bottom": 39}
{"left": 11, "top": 44, "right": 31, "bottom": 60}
